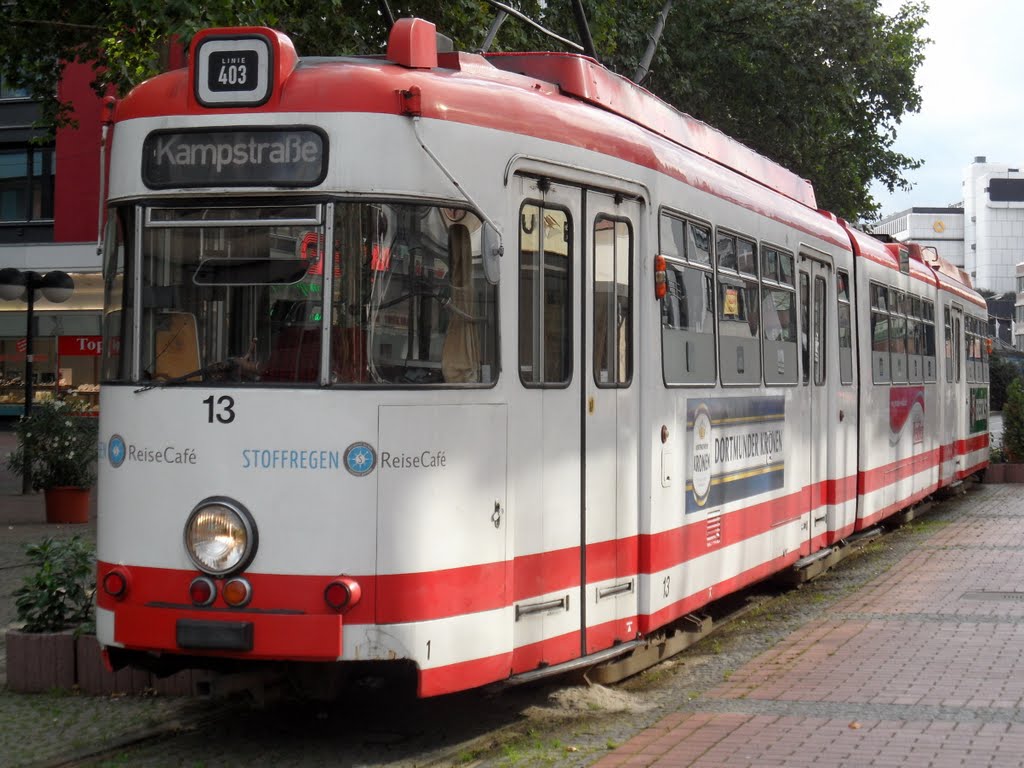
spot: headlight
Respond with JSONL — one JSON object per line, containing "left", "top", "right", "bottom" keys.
{"left": 184, "top": 497, "right": 258, "bottom": 576}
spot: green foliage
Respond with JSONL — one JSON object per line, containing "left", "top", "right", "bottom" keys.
{"left": 13, "top": 536, "right": 96, "bottom": 633}
{"left": 1003, "top": 378, "right": 1024, "bottom": 462}
{"left": 7, "top": 397, "right": 99, "bottom": 491}
{"left": 989, "top": 353, "right": 1021, "bottom": 411}
{"left": 0, "top": 0, "right": 927, "bottom": 219}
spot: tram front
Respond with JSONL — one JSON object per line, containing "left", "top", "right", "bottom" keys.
{"left": 95, "top": 26, "right": 509, "bottom": 697}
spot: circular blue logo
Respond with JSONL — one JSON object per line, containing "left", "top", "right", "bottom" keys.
{"left": 108, "top": 434, "right": 126, "bottom": 468}
{"left": 344, "top": 442, "right": 376, "bottom": 477}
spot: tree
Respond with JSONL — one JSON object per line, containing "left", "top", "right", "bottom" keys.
{"left": 1002, "top": 377, "right": 1024, "bottom": 462}
{"left": 990, "top": 353, "right": 1019, "bottom": 412}
{"left": 0, "top": 0, "right": 927, "bottom": 220}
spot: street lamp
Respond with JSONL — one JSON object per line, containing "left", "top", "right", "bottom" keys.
{"left": 0, "top": 268, "right": 75, "bottom": 493}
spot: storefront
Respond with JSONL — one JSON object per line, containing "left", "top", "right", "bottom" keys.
{"left": 0, "top": 272, "right": 103, "bottom": 415}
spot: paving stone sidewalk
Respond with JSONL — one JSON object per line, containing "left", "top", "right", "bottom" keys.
{"left": 595, "top": 482, "right": 1024, "bottom": 768}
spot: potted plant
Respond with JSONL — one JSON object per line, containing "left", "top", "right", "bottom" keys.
{"left": 6, "top": 396, "right": 98, "bottom": 523}
{"left": 6, "top": 536, "right": 95, "bottom": 692}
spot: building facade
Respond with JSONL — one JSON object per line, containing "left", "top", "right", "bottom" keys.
{"left": 0, "top": 63, "right": 108, "bottom": 415}
{"left": 1016, "top": 263, "right": 1024, "bottom": 352}
{"left": 963, "top": 157, "right": 1024, "bottom": 296}
{"left": 870, "top": 206, "right": 965, "bottom": 269}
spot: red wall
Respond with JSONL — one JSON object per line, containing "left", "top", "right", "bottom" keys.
{"left": 53, "top": 62, "right": 107, "bottom": 243}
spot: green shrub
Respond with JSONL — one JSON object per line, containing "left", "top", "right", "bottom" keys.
{"left": 1002, "top": 378, "right": 1024, "bottom": 462}
{"left": 6, "top": 397, "right": 99, "bottom": 490}
{"left": 13, "top": 536, "right": 95, "bottom": 633}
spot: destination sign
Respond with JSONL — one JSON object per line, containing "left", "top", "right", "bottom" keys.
{"left": 142, "top": 128, "right": 327, "bottom": 188}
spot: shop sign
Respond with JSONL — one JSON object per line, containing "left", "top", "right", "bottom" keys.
{"left": 58, "top": 336, "right": 102, "bottom": 356}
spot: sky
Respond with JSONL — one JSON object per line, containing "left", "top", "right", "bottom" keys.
{"left": 869, "top": 0, "right": 1024, "bottom": 219}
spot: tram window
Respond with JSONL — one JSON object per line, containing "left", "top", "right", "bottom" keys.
{"left": 800, "top": 272, "right": 810, "bottom": 385}
{"left": 519, "top": 203, "right": 572, "bottom": 386}
{"left": 327, "top": 203, "right": 498, "bottom": 386}
{"left": 717, "top": 233, "right": 760, "bottom": 385}
{"left": 717, "top": 233, "right": 737, "bottom": 271}
{"left": 137, "top": 206, "right": 327, "bottom": 386}
{"left": 836, "top": 270, "right": 853, "bottom": 385}
{"left": 922, "top": 299, "right": 936, "bottom": 382}
{"left": 890, "top": 290, "right": 907, "bottom": 383}
{"left": 101, "top": 207, "right": 134, "bottom": 382}
{"left": 870, "top": 282, "right": 890, "bottom": 383}
{"left": 593, "top": 215, "right": 632, "bottom": 387}
{"left": 761, "top": 245, "right": 797, "bottom": 385}
{"left": 907, "top": 295, "right": 922, "bottom": 383}
{"left": 954, "top": 314, "right": 962, "bottom": 383}
{"left": 813, "top": 276, "right": 826, "bottom": 385}
{"left": 944, "top": 308, "right": 953, "bottom": 382}
{"left": 659, "top": 213, "right": 715, "bottom": 386}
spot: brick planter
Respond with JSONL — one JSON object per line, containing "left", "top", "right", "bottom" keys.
{"left": 5, "top": 629, "right": 76, "bottom": 693}
{"left": 7, "top": 630, "right": 213, "bottom": 695}
{"left": 985, "top": 464, "right": 1007, "bottom": 483}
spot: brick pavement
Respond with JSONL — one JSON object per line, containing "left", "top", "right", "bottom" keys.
{"left": 595, "top": 483, "right": 1024, "bottom": 768}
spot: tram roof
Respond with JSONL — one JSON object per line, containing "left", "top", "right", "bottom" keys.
{"left": 115, "top": 19, "right": 818, "bottom": 211}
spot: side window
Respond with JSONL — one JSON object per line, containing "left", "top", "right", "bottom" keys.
{"left": 760, "top": 246, "right": 797, "bottom": 385}
{"left": 890, "top": 289, "right": 907, "bottom": 383}
{"left": 922, "top": 299, "right": 936, "bottom": 382}
{"left": 813, "top": 276, "right": 826, "bottom": 385}
{"left": 944, "top": 308, "right": 953, "bottom": 382}
{"left": 907, "top": 295, "right": 922, "bottom": 384}
{"left": 659, "top": 213, "right": 715, "bottom": 385}
{"left": 800, "top": 271, "right": 810, "bottom": 384}
{"left": 593, "top": 215, "right": 632, "bottom": 387}
{"left": 717, "top": 232, "right": 760, "bottom": 385}
{"left": 836, "top": 270, "right": 853, "bottom": 385}
{"left": 954, "top": 314, "right": 962, "bottom": 383}
{"left": 870, "top": 282, "right": 890, "bottom": 383}
{"left": 519, "top": 202, "right": 572, "bottom": 386}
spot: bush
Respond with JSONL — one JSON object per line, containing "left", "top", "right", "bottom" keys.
{"left": 1002, "top": 378, "right": 1024, "bottom": 462}
{"left": 13, "top": 536, "right": 95, "bottom": 633}
{"left": 6, "top": 397, "right": 99, "bottom": 490}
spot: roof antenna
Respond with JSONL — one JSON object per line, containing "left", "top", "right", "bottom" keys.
{"left": 634, "top": 0, "right": 675, "bottom": 85}
{"left": 569, "top": 0, "right": 598, "bottom": 60}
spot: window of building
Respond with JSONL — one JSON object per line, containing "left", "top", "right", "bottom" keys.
{"left": 0, "top": 73, "right": 30, "bottom": 100}
{"left": 0, "top": 146, "right": 55, "bottom": 222}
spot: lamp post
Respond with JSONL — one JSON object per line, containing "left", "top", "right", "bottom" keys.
{"left": 0, "top": 268, "right": 74, "bottom": 493}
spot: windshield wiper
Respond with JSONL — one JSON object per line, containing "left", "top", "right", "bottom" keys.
{"left": 134, "top": 358, "right": 257, "bottom": 393}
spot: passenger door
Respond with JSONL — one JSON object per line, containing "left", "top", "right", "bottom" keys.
{"left": 510, "top": 177, "right": 583, "bottom": 672}
{"left": 583, "top": 189, "right": 641, "bottom": 653}
{"left": 799, "top": 256, "right": 833, "bottom": 552}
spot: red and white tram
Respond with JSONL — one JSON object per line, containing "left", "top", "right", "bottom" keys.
{"left": 95, "top": 19, "right": 989, "bottom": 697}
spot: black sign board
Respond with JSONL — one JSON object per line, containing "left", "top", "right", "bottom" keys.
{"left": 142, "top": 128, "right": 327, "bottom": 188}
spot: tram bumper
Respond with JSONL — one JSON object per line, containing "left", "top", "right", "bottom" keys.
{"left": 98, "top": 604, "right": 345, "bottom": 661}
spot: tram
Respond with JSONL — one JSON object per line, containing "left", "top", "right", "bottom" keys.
{"left": 94, "top": 19, "right": 990, "bottom": 697}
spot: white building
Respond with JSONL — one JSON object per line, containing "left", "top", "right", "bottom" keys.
{"left": 962, "top": 157, "right": 1024, "bottom": 295}
{"left": 871, "top": 206, "right": 964, "bottom": 268}
{"left": 1016, "top": 263, "right": 1024, "bottom": 352}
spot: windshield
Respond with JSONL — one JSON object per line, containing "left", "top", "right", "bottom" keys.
{"left": 103, "top": 202, "right": 498, "bottom": 387}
